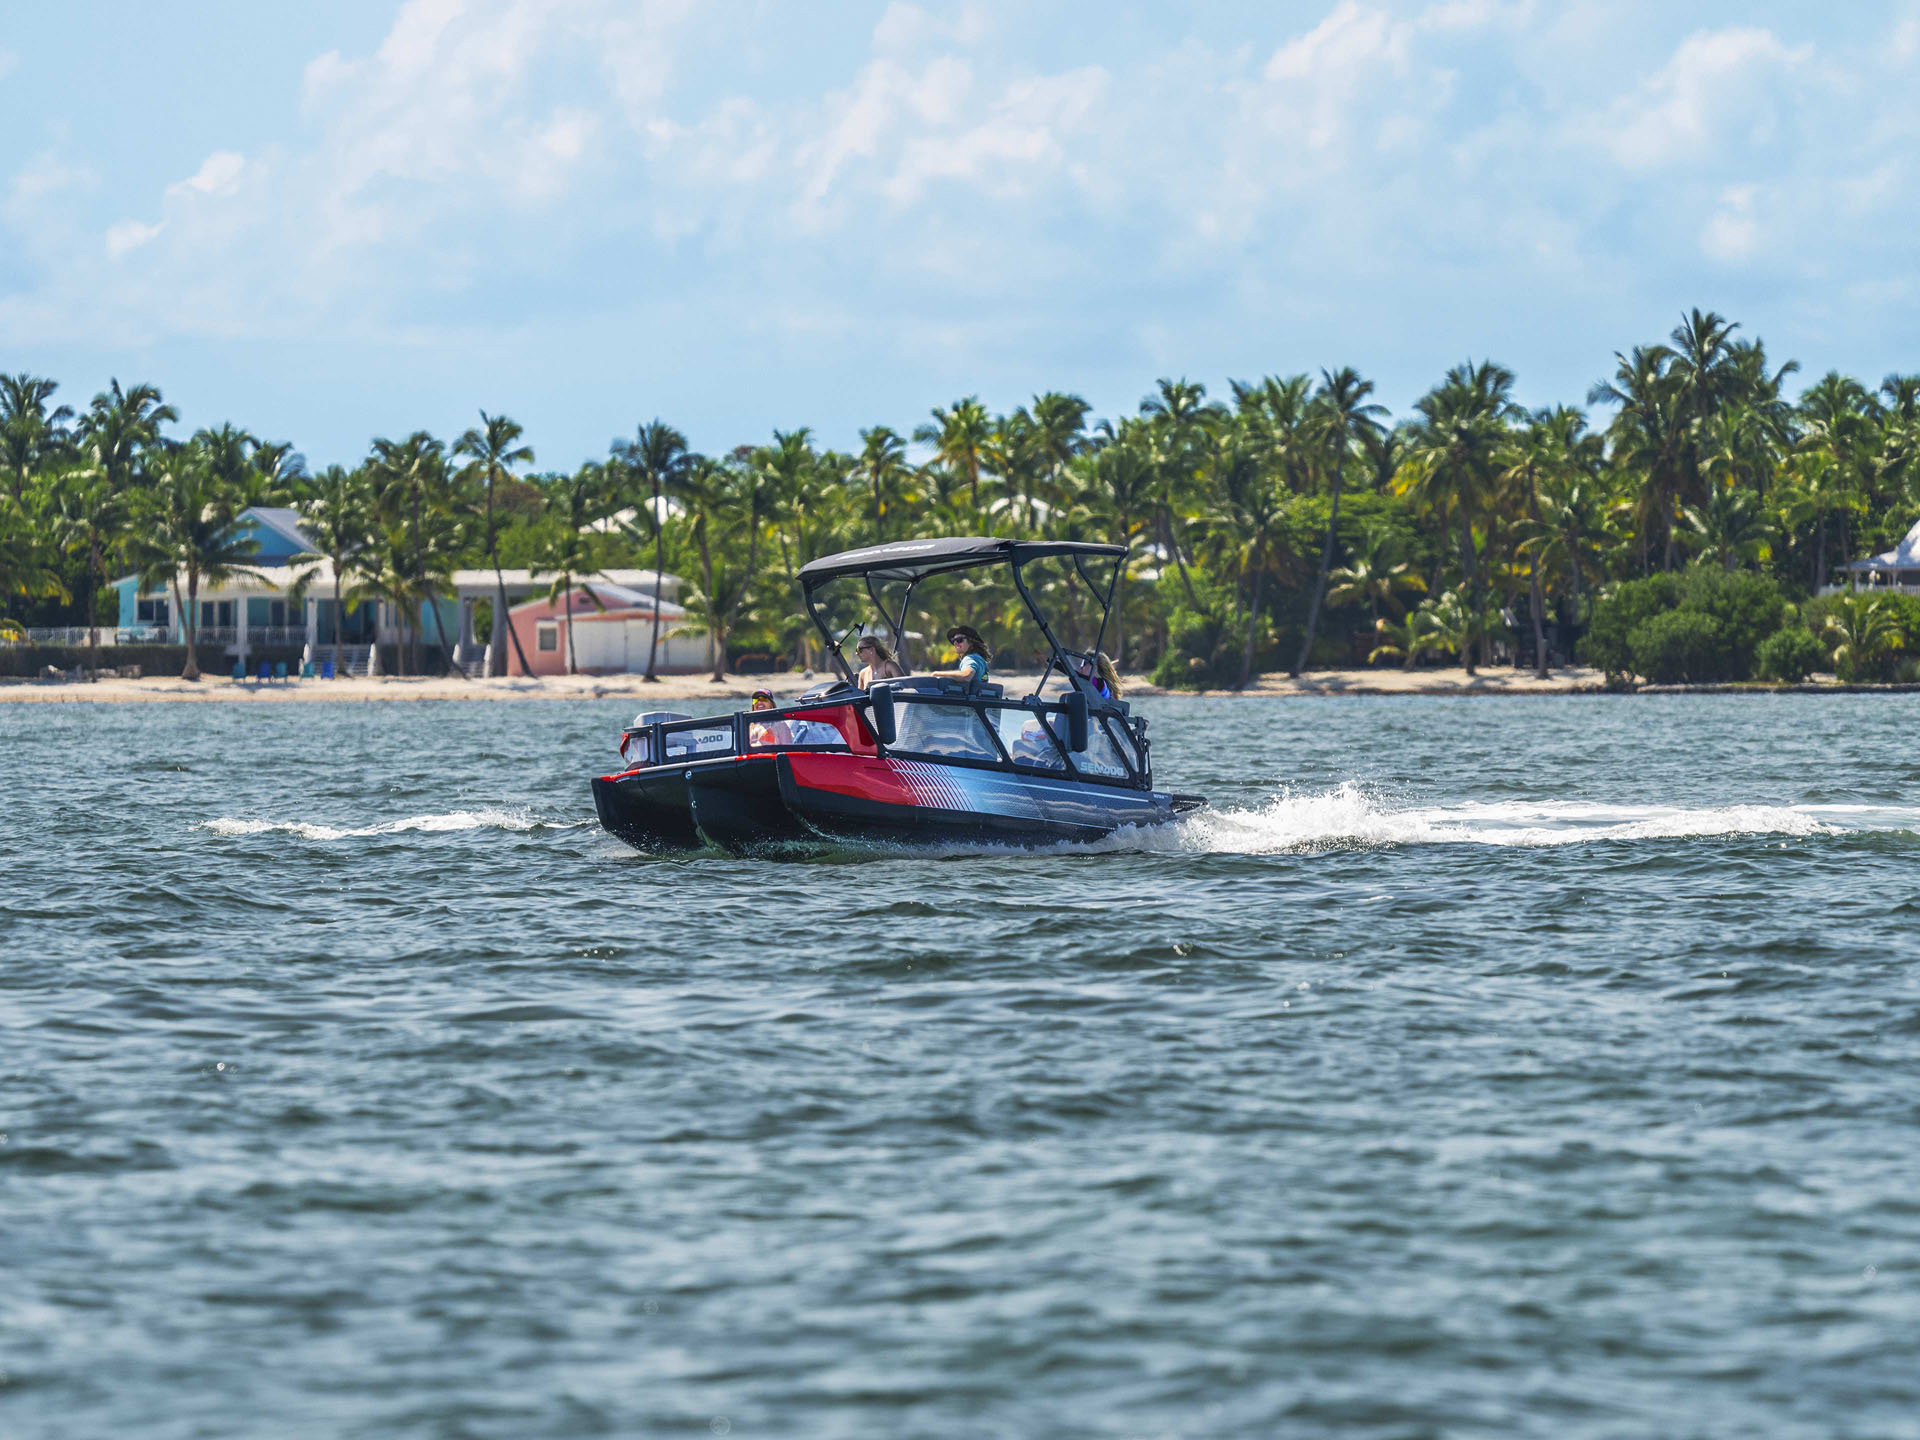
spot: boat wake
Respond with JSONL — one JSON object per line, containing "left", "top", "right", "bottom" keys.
{"left": 196, "top": 809, "right": 582, "bottom": 841}
{"left": 1122, "top": 783, "right": 1907, "bottom": 855}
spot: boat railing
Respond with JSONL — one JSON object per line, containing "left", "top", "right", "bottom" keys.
{"left": 619, "top": 686, "right": 1150, "bottom": 788}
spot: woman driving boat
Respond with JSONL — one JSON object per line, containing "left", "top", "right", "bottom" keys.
{"left": 927, "top": 625, "right": 990, "bottom": 686}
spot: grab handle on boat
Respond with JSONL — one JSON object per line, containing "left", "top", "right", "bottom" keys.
{"left": 868, "top": 684, "right": 897, "bottom": 747}
{"left": 1062, "top": 689, "right": 1090, "bottom": 752}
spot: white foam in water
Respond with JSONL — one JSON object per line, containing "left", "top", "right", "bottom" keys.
{"left": 1118, "top": 782, "right": 1909, "bottom": 855}
{"left": 197, "top": 809, "right": 566, "bottom": 841}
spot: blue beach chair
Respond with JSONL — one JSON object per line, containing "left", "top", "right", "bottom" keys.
{"left": 257, "top": 661, "right": 271, "bottom": 684}
{"left": 231, "top": 660, "right": 244, "bottom": 683}
{"left": 273, "top": 662, "right": 288, "bottom": 683}
{"left": 321, "top": 659, "right": 335, "bottom": 680}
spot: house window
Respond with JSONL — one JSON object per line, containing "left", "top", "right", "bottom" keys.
{"left": 200, "top": 601, "right": 233, "bottom": 629}
{"left": 537, "top": 622, "right": 559, "bottom": 652}
{"left": 137, "top": 598, "right": 169, "bottom": 627}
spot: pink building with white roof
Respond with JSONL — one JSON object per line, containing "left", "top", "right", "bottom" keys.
{"left": 503, "top": 580, "right": 708, "bottom": 676}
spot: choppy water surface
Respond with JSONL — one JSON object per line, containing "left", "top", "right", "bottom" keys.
{"left": 5, "top": 694, "right": 1920, "bottom": 1439}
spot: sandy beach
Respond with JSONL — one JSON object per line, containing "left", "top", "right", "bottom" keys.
{"left": 0, "top": 666, "right": 1615, "bottom": 703}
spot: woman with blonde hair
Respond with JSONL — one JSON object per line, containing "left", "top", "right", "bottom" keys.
{"left": 1094, "top": 651, "right": 1122, "bottom": 700}
{"left": 854, "top": 634, "right": 906, "bottom": 690}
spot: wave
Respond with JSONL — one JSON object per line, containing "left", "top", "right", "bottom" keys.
{"left": 1118, "top": 783, "right": 1908, "bottom": 855}
{"left": 196, "top": 809, "right": 578, "bottom": 841}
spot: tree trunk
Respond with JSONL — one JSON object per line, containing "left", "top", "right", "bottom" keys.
{"left": 425, "top": 590, "right": 465, "bottom": 681}
{"left": 1292, "top": 463, "right": 1342, "bottom": 677}
{"left": 564, "top": 578, "right": 577, "bottom": 676}
{"left": 1529, "top": 559, "right": 1549, "bottom": 680}
{"left": 1456, "top": 510, "right": 1486, "bottom": 669}
{"left": 85, "top": 539, "right": 100, "bottom": 681}
{"left": 644, "top": 474, "right": 663, "bottom": 682}
{"left": 1161, "top": 509, "right": 1202, "bottom": 609}
{"left": 332, "top": 575, "right": 344, "bottom": 675}
{"left": 1815, "top": 514, "right": 1828, "bottom": 591}
{"left": 1240, "top": 567, "right": 1265, "bottom": 689}
{"left": 182, "top": 571, "right": 201, "bottom": 680}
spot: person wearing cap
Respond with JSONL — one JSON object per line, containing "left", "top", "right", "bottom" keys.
{"left": 747, "top": 688, "right": 786, "bottom": 746}
{"left": 928, "top": 625, "right": 991, "bottom": 687}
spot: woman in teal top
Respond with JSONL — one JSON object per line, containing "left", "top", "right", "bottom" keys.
{"left": 930, "top": 625, "right": 991, "bottom": 686}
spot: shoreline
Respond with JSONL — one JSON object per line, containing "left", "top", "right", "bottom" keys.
{"left": 0, "top": 665, "right": 1895, "bottom": 703}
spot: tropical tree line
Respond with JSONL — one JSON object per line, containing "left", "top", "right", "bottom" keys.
{"left": 4, "top": 308, "right": 1919, "bottom": 684}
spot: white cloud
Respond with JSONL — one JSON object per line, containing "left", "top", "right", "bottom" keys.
{"left": 1701, "top": 184, "right": 1760, "bottom": 260}
{"left": 168, "top": 151, "right": 247, "bottom": 198}
{"left": 1607, "top": 27, "right": 1811, "bottom": 168}
{"left": 9, "top": 0, "right": 1920, "bottom": 432}
{"left": 105, "top": 219, "right": 163, "bottom": 257}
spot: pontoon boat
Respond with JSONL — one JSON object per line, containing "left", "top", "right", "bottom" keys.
{"left": 590, "top": 536, "right": 1206, "bottom": 853}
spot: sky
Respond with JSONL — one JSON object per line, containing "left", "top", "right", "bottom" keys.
{"left": 3, "top": 0, "right": 1918, "bottom": 471}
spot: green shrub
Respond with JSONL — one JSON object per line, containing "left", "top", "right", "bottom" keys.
{"left": 1756, "top": 627, "right": 1826, "bottom": 683}
{"left": 1627, "top": 609, "right": 1725, "bottom": 683}
{"left": 1581, "top": 574, "right": 1680, "bottom": 677}
{"left": 1676, "top": 568, "right": 1785, "bottom": 679}
{"left": 1584, "top": 565, "right": 1788, "bottom": 682}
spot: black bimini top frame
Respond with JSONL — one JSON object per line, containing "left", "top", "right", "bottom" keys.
{"left": 796, "top": 536, "right": 1127, "bottom": 698}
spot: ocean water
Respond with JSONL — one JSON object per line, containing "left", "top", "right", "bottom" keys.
{"left": 4, "top": 693, "right": 1919, "bottom": 1439}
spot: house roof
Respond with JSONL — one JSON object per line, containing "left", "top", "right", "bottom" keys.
{"left": 1848, "top": 519, "right": 1920, "bottom": 570}
{"left": 508, "top": 578, "right": 686, "bottom": 619}
{"left": 247, "top": 506, "right": 317, "bottom": 555}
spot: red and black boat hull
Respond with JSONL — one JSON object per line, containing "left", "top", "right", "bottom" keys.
{"left": 593, "top": 751, "right": 1198, "bottom": 854}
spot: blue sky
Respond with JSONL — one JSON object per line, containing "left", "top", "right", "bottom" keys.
{"left": 3, "top": 1, "right": 1918, "bottom": 470}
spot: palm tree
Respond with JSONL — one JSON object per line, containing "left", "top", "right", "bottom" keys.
{"left": 1514, "top": 410, "right": 1603, "bottom": 627}
{"left": 1821, "top": 594, "right": 1901, "bottom": 681}
{"left": 855, "top": 426, "right": 912, "bottom": 543}
{"left": 129, "top": 442, "right": 265, "bottom": 679}
{"left": 1293, "top": 366, "right": 1387, "bottom": 676}
{"left": 1327, "top": 525, "right": 1426, "bottom": 625}
{"left": 1369, "top": 610, "right": 1434, "bottom": 670}
{"left": 367, "top": 431, "right": 467, "bottom": 675}
{"left": 0, "top": 490, "right": 66, "bottom": 614}
{"left": 1797, "top": 372, "right": 1874, "bottom": 576}
{"left": 42, "top": 458, "right": 126, "bottom": 678}
{"left": 1198, "top": 437, "right": 1291, "bottom": 688}
{"left": 292, "top": 465, "right": 374, "bottom": 675}
{"left": 1417, "top": 587, "right": 1501, "bottom": 676}
{"left": 915, "top": 397, "right": 994, "bottom": 509}
{"left": 607, "top": 419, "right": 688, "bottom": 682}
{"left": 1590, "top": 346, "right": 1685, "bottom": 570}
{"left": 676, "top": 456, "right": 764, "bottom": 681}
{"left": 1679, "top": 483, "right": 1770, "bottom": 571}
{"left": 455, "top": 411, "right": 538, "bottom": 678}
{"left": 1398, "top": 360, "right": 1520, "bottom": 664}
{"left": 0, "top": 374, "right": 73, "bottom": 502}
{"left": 534, "top": 467, "right": 609, "bottom": 676}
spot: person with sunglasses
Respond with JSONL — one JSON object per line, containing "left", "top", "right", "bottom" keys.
{"left": 853, "top": 635, "right": 906, "bottom": 689}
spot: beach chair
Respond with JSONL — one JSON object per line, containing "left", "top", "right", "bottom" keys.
{"left": 273, "top": 662, "right": 288, "bottom": 683}
{"left": 231, "top": 660, "right": 245, "bottom": 683}
{"left": 257, "top": 661, "right": 271, "bottom": 684}
{"left": 300, "top": 660, "right": 314, "bottom": 679}
{"left": 321, "top": 659, "right": 335, "bottom": 680}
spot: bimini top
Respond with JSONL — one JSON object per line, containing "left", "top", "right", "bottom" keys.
{"left": 797, "top": 535, "right": 1126, "bottom": 588}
